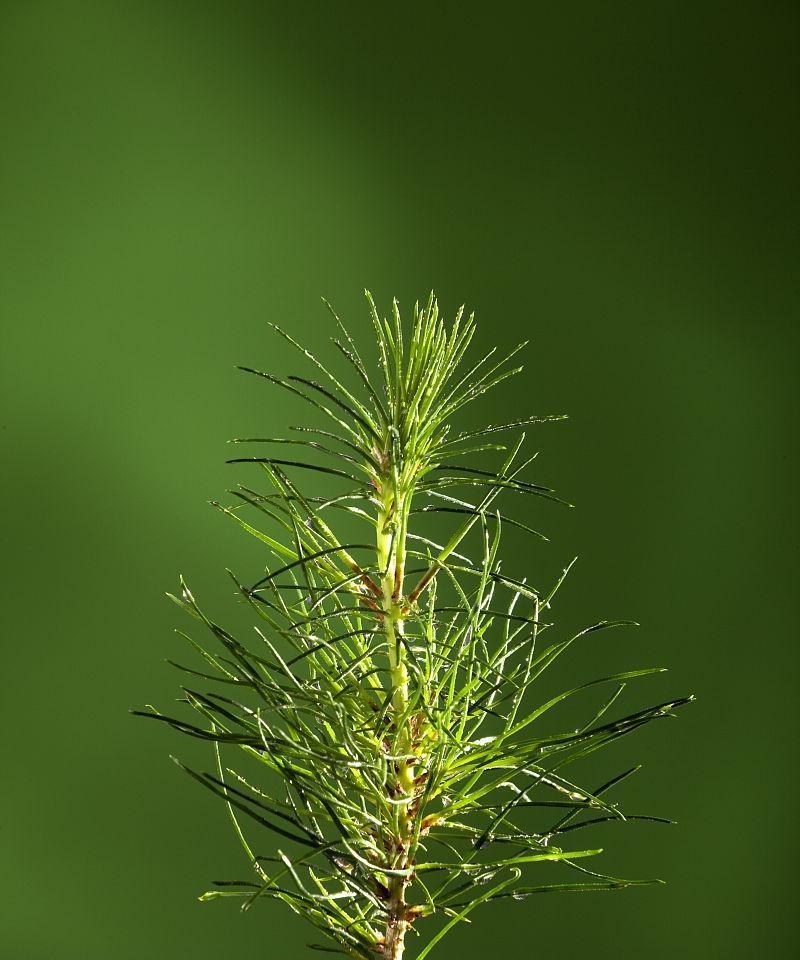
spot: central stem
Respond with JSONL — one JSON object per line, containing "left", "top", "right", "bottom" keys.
{"left": 378, "top": 489, "right": 412, "bottom": 960}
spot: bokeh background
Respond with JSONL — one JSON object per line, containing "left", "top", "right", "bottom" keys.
{"left": 1, "top": 2, "right": 797, "bottom": 957}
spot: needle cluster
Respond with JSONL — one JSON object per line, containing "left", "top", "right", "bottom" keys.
{"left": 137, "top": 292, "right": 691, "bottom": 959}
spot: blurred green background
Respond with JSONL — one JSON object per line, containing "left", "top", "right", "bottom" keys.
{"left": 1, "top": 1, "right": 797, "bottom": 957}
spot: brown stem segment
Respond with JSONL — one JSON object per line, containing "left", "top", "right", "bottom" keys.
{"left": 384, "top": 877, "right": 408, "bottom": 959}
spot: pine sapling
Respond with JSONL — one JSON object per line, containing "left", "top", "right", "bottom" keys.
{"left": 136, "top": 292, "right": 692, "bottom": 959}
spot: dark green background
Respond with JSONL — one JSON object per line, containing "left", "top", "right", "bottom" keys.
{"left": 1, "top": 2, "right": 797, "bottom": 957}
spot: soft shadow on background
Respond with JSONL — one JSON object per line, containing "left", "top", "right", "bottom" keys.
{"left": 1, "top": 2, "right": 797, "bottom": 957}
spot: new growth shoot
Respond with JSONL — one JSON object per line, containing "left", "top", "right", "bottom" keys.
{"left": 137, "top": 292, "right": 692, "bottom": 959}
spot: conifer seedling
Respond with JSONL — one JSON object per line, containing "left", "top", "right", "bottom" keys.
{"left": 136, "top": 292, "right": 692, "bottom": 959}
